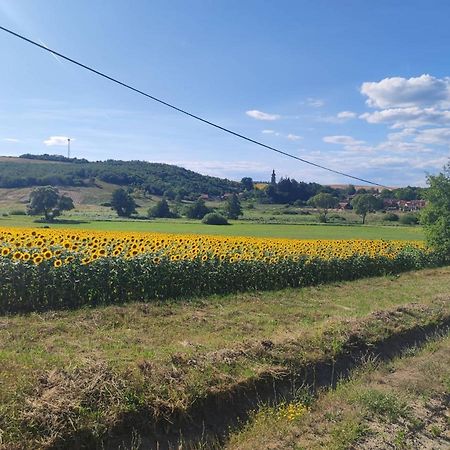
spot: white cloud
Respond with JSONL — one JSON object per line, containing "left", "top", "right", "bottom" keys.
{"left": 337, "top": 111, "right": 357, "bottom": 119}
{"left": 377, "top": 140, "right": 431, "bottom": 153}
{"left": 360, "top": 107, "right": 450, "bottom": 128}
{"left": 323, "top": 135, "right": 365, "bottom": 146}
{"left": 408, "top": 156, "right": 449, "bottom": 169}
{"left": 305, "top": 97, "right": 325, "bottom": 108}
{"left": 2, "top": 138, "right": 19, "bottom": 143}
{"left": 414, "top": 127, "right": 450, "bottom": 145}
{"left": 323, "top": 135, "right": 373, "bottom": 153}
{"left": 387, "top": 128, "right": 417, "bottom": 141}
{"left": 261, "top": 130, "right": 302, "bottom": 140}
{"left": 246, "top": 110, "right": 281, "bottom": 121}
{"left": 43, "top": 136, "right": 74, "bottom": 146}
{"left": 367, "top": 156, "right": 409, "bottom": 167}
{"left": 361, "top": 74, "right": 450, "bottom": 109}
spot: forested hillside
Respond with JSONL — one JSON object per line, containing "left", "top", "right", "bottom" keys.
{"left": 0, "top": 155, "right": 239, "bottom": 198}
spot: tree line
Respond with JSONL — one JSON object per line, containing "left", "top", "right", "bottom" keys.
{"left": 0, "top": 156, "right": 239, "bottom": 198}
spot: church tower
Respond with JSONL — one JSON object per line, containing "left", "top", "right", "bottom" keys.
{"left": 271, "top": 169, "right": 276, "bottom": 185}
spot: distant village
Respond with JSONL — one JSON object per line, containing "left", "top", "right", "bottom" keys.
{"left": 209, "top": 169, "right": 428, "bottom": 212}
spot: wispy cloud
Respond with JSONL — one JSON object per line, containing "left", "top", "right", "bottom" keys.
{"left": 246, "top": 110, "right": 281, "bottom": 121}
{"left": 157, "top": 159, "right": 272, "bottom": 178}
{"left": 323, "top": 135, "right": 365, "bottom": 146}
{"left": 360, "top": 107, "right": 450, "bottom": 128}
{"left": 337, "top": 111, "right": 356, "bottom": 120}
{"left": 44, "top": 136, "right": 73, "bottom": 146}
{"left": 304, "top": 97, "right": 325, "bottom": 108}
{"left": 2, "top": 138, "right": 20, "bottom": 143}
{"left": 261, "top": 130, "right": 302, "bottom": 141}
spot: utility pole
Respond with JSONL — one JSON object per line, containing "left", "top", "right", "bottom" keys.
{"left": 67, "top": 138, "right": 71, "bottom": 159}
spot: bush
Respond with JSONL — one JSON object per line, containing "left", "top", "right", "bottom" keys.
{"left": 9, "top": 209, "right": 26, "bottom": 216}
{"left": 399, "top": 213, "right": 419, "bottom": 225}
{"left": 383, "top": 212, "right": 399, "bottom": 222}
{"left": 328, "top": 215, "right": 346, "bottom": 223}
{"left": 202, "top": 213, "right": 229, "bottom": 225}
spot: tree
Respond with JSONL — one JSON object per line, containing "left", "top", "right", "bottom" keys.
{"left": 225, "top": 193, "right": 243, "bottom": 219}
{"left": 186, "top": 198, "right": 210, "bottom": 219}
{"left": 307, "top": 193, "right": 339, "bottom": 223}
{"left": 241, "top": 177, "right": 254, "bottom": 191}
{"left": 380, "top": 188, "right": 394, "bottom": 199}
{"left": 351, "top": 194, "right": 380, "bottom": 224}
{"left": 27, "top": 186, "right": 74, "bottom": 221}
{"left": 420, "top": 163, "right": 450, "bottom": 257}
{"left": 148, "top": 199, "right": 177, "bottom": 218}
{"left": 111, "top": 188, "right": 137, "bottom": 217}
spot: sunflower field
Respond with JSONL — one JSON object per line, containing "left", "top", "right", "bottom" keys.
{"left": 0, "top": 227, "right": 441, "bottom": 313}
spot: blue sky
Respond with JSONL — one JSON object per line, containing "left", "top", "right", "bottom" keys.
{"left": 0, "top": 1, "right": 449, "bottom": 186}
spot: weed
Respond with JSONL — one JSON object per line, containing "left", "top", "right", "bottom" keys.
{"left": 357, "top": 389, "right": 410, "bottom": 422}
{"left": 393, "top": 429, "right": 409, "bottom": 449}
{"left": 330, "top": 418, "right": 368, "bottom": 450}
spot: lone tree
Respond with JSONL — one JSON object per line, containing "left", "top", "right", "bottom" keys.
{"left": 240, "top": 177, "right": 254, "bottom": 191}
{"left": 148, "top": 198, "right": 177, "bottom": 218}
{"left": 185, "top": 198, "right": 210, "bottom": 219}
{"left": 111, "top": 188, "right": 137, "bottom": 217}
{"left": 421, "top": 162, "right": 450, "bottom": 258}
{"left": 351, "top": 194, "right": 380, "bottom": 224}
{"left": 225, "top": 193, "right": 242, "bottom": 219}
{"left": 27, "top": 186, "right": 74, "bottom": 221}
{"left": 307, "top": 192, "right": 339, "bottom": 223}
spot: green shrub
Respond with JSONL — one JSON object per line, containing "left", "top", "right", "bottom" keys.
{"left": 202, "top": 213, "right": 229, "bottom": 225}
{"left": 383, "top": 213, "right": 399, "bottom": 222}
{"left": 399, "top": 213, "right": 419, "bottom": 225}
{"left": 9, "top": 209, "right": 26, "bottom": 216}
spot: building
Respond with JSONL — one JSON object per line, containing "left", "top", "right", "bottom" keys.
{"left": 271, "top": 170, "right": 276, "bottom": 185}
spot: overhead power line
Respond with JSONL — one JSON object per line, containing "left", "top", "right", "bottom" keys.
{"left": 0, "top": 25, "right": 388, "bottom": 188}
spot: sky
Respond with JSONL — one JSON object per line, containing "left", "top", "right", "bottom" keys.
{"left": 0, "top": 1, "right": 449, "bottom": 186}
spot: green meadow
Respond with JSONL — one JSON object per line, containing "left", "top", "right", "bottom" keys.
{"left": 0, "top": 214, "right": 424, "bottom": 240}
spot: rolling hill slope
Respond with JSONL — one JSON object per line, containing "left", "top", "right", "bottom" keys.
{"left": 0, "top": 154, "right": 240, "bottom": 198}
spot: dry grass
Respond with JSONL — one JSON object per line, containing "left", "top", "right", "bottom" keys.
{"left": 1, "top": 267, "right": 449, "bottom": 448}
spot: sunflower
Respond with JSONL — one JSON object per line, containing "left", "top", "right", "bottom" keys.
{"left": 13, "top": 251, "right": 22, "bottom": 260}
{"left": 53, "top": 259, "right": 62, "bottom": 268}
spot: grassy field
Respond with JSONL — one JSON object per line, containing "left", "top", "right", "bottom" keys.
{"left": 0, "top": 181, "right": 424, "bottom": 240}
{"left": 0, "top": 214, "right": 425, "bottom": 240}
{"left": 1, "top": 266, "right": 449, "bottom": 448}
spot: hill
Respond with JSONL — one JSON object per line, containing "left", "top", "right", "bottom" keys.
{"left": 0, "top": 154, "right": 240, "bottom": 199}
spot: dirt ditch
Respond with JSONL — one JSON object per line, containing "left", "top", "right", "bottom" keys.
{"left": 96, "top": 304, "right": 450, "bottom": 450}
